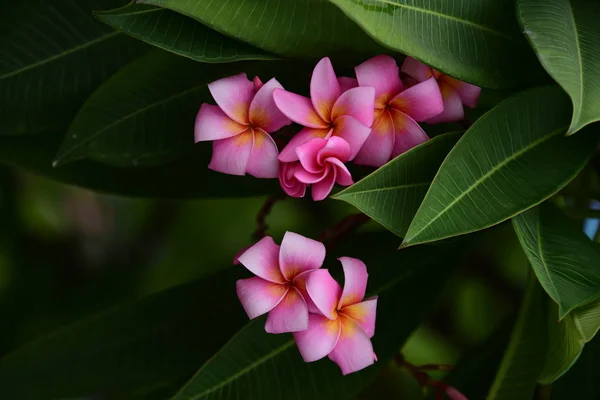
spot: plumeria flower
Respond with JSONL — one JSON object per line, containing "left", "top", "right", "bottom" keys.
{"left": 293, "top": 136, "right": 353, "bottom": 201}
{"left": 294, "top": 257, "right": 378, "bottom": 375}
{"left": 353, "top": 55, "right": 444, "bottom": 167}
{"left": 195, "top": 73, "right": 291, "bottom": 178}
{"left": 236, "top": 232, "right": 326, "bottom": 333}
{"left": 279, "top": 161, "right": 307, "bottom": 198}
{"left": 401, "top": 57, "right": 481, "bottom": 124}
{"left": 273, "top": 57, "right": 375, "bottom": 162}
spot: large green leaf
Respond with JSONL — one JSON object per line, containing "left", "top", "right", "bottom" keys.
{"left": 0, "top": 133, "right": 279, "bottom": 198}
{"left": 402, "top": 86, "right": 599, "bottom": 248}
{"left": 142, "top": 0, "right": 388, "bottom": 63}
{"left": 330, "top": 0, "right": 542, "bottom": 88}
{"left": 0, "top": 0, "right": 149, "bottom": 136}
{"left": 172, "top": 234, "right": 462, "bottom": 400}
{"left": 512, "top": 203, "right": 600, "bottom": 319}
{"left": 552, "top": 332, "right": 600, "bottom": 400}
{"left": 487, "top": 277, "right": 546, "bottom": 400}
{"left": 95, "top": 2, "right": 277, "bottom": 63}
{"left": 573, "top": 298, "right": 600, "bottom": 343}
{"left": 0, "top": 268, "right": 247, "bottom": 398}
{"left": 518, "top": 0, "right": 600, "bottom": 134}
{"left": 334, "top": 131, "right": 462, "bottom": 237}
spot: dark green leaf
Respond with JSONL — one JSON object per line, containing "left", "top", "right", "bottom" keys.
{"left": 95, "top": 2, "right": 277, "bottom": 63}
{"left": 334, "top": 131, "right": 462, "bottom": 237}
{"left": 552, "top": 331, "right": 600, "bottom": 400}
{"left": 330, "top": 0, "right": 542, "bottom": 88}
{"left": 518, "top": 0, "right": 600, "bottom": 134}
{"left": 0, "top": 0, "right": 149, "bottom": 135}
{"left": 512, "top": 203, "right": 600, "bottom": 319}
{"left": 402, "top": 86, "right": 599, "bottom": 248}
{"left": 573, "top": 298, "right": 600, "bottom": 343}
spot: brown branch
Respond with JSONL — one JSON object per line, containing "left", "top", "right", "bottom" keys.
{"left": 317, "top": 213, "right": 370, "bottom": 250}
{"left": 252, "top": 195, "right": 286, "bottom": 241}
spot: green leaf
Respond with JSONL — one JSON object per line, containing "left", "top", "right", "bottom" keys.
{"left": 334, "top": 131, "right": 462, "bottom": 237}
{"left": 142, "top": 0, "right": 389, "bottom": 63}
{"left": 512, "top": 203, "right": 600, "bottom": 319}
{"left": 0, "top": 133, "right": 279, "bottom": 198}
{"left": 573, "top": 298, "right": 600, "bottom": 343}
{"left": 95, "top": 2, "right": 278, "bottom": 63}
{"left": 172, "top": 234, "right": 461, "bottom": 400}
{"left": 487, "top": 276, "right": 546, "bottom": 400}
{"left": 0, "top": 268, "right": 247, "bottom": 398}
{"left": 552, "top": 331, "right": 600, "bottom": 400}
{"left": 0, "top": 0, "right": 149, "bottom": 136}
{"left": 538, "top": 301, "right": 584, "bottom": 384}
{"left": 518, "top": 0, "right": 600, "bottom": 134}
{"left": 402, "top": 86, "right": 599, "bottom": 248}
{"left": 330, "top": 0, "right": 542, "bottom": 88}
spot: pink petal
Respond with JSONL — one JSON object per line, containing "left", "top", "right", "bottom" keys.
{"left": 194, "top": 104, "right": 248, "bottom": 142}
{"left": 426, "top": 81, "right": 464, "bottom": 124}
{"left": 272, "top": 89, "right": 328, "bottom": 129}
{"left": 249, "top": 78, "right": 292, "bottom": 132}
{"left": 208, "top": 73, "right": 254, "bottom": 125}
{"left": 340, "top": 296, "right": 377, "bottom": 338}
{"left": 246, "top": 129, "right": 279, "bottom": 178}
{"left": 297, "top": 137, "right": 328, "bottom": 174}
{"left": 265, "top": 287, "right": 309, "bottom": 333}
{"left": 279, "top": 231, "right": 326, "bottom": 280}
{"left": 237, "top": 236, "right": 285, "bottom": 283}
{"left": 236, "top": 277, "right": 288, "bottom": 319}
{"left": 329, "top": 158, "right": 353, "bottom": 186}
{"left": 389, "top": 77, "right": 444, "bottom": 122}
{"left": 278, "top": 127, "right": 331, "bottom": 162}
{"left": 253, "top": 76, "right": 263, "bottom": 91}
{"left": 310, "top": 57, "right": 341, "bottom": 122}
{"left": 329, "top": 315, "right": 376, "bottom": 375}
{"left": 293, "top": 270, "right": 321, "bottom": 314}
{"left": 338, "top": 77, "right": 358, "bottom": 93}
{"left": 332, "top": 115, "right": 371, "bottom": 161}
{"left": 445, "top": 386, "right": 469, "bottom": 400}
{"left": 279, "top": 162, "right": 307, "bottom": 198}
{"left": 317, "top": 135, "right": 351, "bottom": 164}
{"left": 353, "top": 110, "right": 395, "bottom": 167}
{"left": 355, "top": 55, "right": 403, "bottom": 107}
{"left": 306, "top": 269, "right": 342, "bottom": 320}
{"left": 331, "top": 87, "right": 375, "bottom": 127}
{"left": 208, "top": 131, "right": 253, "bottom": 176}
{"left": 311, "top": 167, "right": 337, "bottom": 201}
{"left": 444, "top": 76, "right": 481, "bottom": 108}
{"left": 338, "top": 257, "right": 368, "bottom": 308}
{"left": 293, "top": 313, "right": 341, "bottom": 362}
{"left": 294, "top": 164, "right": 328, "bottom": 184}
{"left": 400, "top": 57, "right": 433, "bottom": 82}
{"left": 390, "top": 110, "right": 430, "bottom": 158}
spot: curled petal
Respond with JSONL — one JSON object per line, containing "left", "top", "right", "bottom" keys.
{"left": 279, "top": 231, "right": 326, "bottom": 280}
{"left": 294, "top": 164, "right": 327, "bottom": 184}
{"left": 338, "top": 77, "right": 358, "bottom": 93}
{"left": 311, "top": 166, "right": 336, "bottom": 201}
{"left": 237, "top": 236, "right": 284, "bottom": 283}
{"left": 355, "top": 55, "right": 403, "bottom": 107}
{"left": 293, "top": 314, "right": 341, "bottom": 362}
{"left": 306, "top": 269, "right": 342, "bottom": 319}
{"left": 265, "top": 288, "right": 309, "bottom": 333}
{"left": 246, "top": 129, "right": 279, "bottom": 178}
{"left": 329, "top": 158, "right": 353, "bottom": 187}
{"left": 390, "top": 110, "right": 430, "bottom": 158}
{"left": 273, "top": 89, "right": 327, "bottom": 129}
{"left": 195, "top": 104, "right": 248, "bottom": 142}
{"left": 341, "top": 296, "right": 377, "bottom": 338}
{"left": 332, "top": 115, "right": 371, "bottom": 161}
{"left": 208, "top": 73, "right": 254, "bottom": 124}
{"left": 317, "top": 136, "right": 351, "bottom": 164}
{"left": 329, "top": 315, "right": 376, "bottom": 375}
{"left": 400, "top": 57, "right": 433, "bottom": 82}
{"left": 278, "top": 127, "right": 330, "bottom": 162}
{"left": 426, "top": 81, "right": 464, "bottom": 124}
{"left": 208, "top": 131, "right": 253, "bottom": 176}
{"left": 293, "top": 271, "right": 321, "bottom": 314}
{"left": 389, "top": 77, "right": 444, "bottom": 122}
{"left": 236, "top": 277, "right": 287, "bottom": 319}
{"left": 444, "top": 76, "right": 481, "bottom": 108}
{"left": 297, "top": 137, "right": 328, "bottom": 174}
{"left": 249, "top": 78, "right": 292, "bottom": 132}
{"left": 338, "top": 256, "right": 368, "bottom": 308}
{"left": 279, "top": 162, "right": 307, "bottom": 198}
{"left": 331, "top": 86, "right": 375, "bottom": 127}
{"left": 310, "top": 57, "right": 341, "bottom": 122}
{"left": 354, "top": 110, "right": 395, "bottom": 167}
{"left": 253, "top": 76, "right": 264, "bottom": 91}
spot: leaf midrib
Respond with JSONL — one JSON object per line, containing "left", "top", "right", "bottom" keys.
{"left": 533, "top": 211, "right": 562, "bottom": 313}
{"left": 337, "top": 182, "right": 430, "bottom": 197}
{"left": 565, "top": 0, "right": 585, "bottom": 126}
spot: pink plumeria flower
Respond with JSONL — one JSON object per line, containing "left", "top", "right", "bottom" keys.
{"left": 236, "top": 232, "right": 326, "bottom": 333}
{"left": 353, "top": 55, "right": 444, "bottom": 167}
{"left": 279, "top": 161, "right": 307, "bottom": 198}
{"left": 294, "top": 257, "right": 378, "bottom": 375}
{"left": 401, "top": 57, "right": 481, "bottom": 124}
{"left": 293, "top": 136, "right": 353, "bottom": 201}
{"left": 445, "top": 386, "right": 469, "bottom": 400}
{"left": 273, "top": 57, "right": 375, "bottom": 163}
{"left": 195, "top": 73, "right": 292, "bottom": 178}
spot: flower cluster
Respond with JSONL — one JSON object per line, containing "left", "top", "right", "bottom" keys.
{"left": 195, "top": 56, "right": 480, "bottom": 200}
{"left": 235, "top": 231, "right": 377, "bottom": 375}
